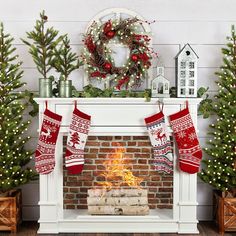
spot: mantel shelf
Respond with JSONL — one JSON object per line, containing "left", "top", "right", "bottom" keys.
{"left": 35, "top": 97, "right": 202, "bottom": 105}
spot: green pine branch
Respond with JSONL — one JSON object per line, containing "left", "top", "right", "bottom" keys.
{"left": 22, "top": 10, "right": 63, "bottom": 80}
{"left": 51, "top": 35, "right": 82, "bottom": 80}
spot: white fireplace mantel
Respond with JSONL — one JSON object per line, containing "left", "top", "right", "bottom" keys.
{"left": 34, "top": 97, "right": 202, "bottom": 234}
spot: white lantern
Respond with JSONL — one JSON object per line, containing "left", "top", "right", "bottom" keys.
{"left": 151, "top": 66, "right": 170, "bottom": 98}
{"left": 175, "top": 44, "right": 199, "bottom": 97}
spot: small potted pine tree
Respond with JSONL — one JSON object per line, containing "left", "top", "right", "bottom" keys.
{"left": 0, "top": 22, "right": 38, "bottom": 233}
{"left": 51, "top": 35, "right": 82, "bottom": 97}
{"left": 22, "top": 10, "right": 62, "bottom": 97}
{"left": 199, "top": 26, "right": 236, "bottom": 234}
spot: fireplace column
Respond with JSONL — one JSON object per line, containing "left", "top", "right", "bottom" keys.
{"left": 174, "top": 103, "right": 199, "bottom": 234}
{"left": 37, "top": 101, "right": 64, "bottom": 233}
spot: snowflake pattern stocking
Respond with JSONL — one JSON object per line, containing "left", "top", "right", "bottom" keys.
{"left": 169, "top": 101, "right": 202, "bottom": 174}
{"left": 145, "top": 105, "right": 173, "bottom": 174}
{"left": 35, "top": 102, "right": 62, "bottom": 174}
{"left": 65, "top": 102, "right": 91, "bottom": 174}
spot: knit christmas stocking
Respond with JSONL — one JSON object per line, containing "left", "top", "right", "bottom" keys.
{"left": 144, "top": 106, "right": 173, "bottom": 174}
{"left": 169, "top": 101, "right": 202, "bottom": 174}
{"left": 35, "top": 102, "right": 62, "bottom": 175}
{"left": 65, "top": 102, "right": 91, "bottom": 174}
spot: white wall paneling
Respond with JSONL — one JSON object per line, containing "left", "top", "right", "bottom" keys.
{"left": 4, "top": 21, "right": 236, "bottom": 45}
{"left": 2, "top": 0, "right": 236, "bottom": 22}
{"left": 1, "top": 0, "right": 234, "bottom": 221}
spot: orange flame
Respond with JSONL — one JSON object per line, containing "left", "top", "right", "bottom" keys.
{"left": 97, "top": 144, "right": 143, "bottom": 190}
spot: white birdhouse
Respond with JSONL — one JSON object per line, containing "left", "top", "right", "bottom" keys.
{"left": 175, "top": 44, "right": 199, "bottom": 97}
{"left": 151, "top": 66, "right": 170, "bottom": 98}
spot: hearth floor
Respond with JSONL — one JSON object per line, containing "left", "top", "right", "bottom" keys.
{"left": 63, "top": 209, "right": 172, "bottom": 220}
{"left": 0, "top": 221, "right": 235, "bottom": 236}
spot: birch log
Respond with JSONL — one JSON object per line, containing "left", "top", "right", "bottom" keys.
{"left": 87, "top": 189, "right": 148, "bottom": 197}
{"left": 87, "top": 189, "right": 149, "bottom": 215}
{"left": 87, "top": 197, "right": 148, "bottom": 206}
{"left": 88, "top": 205, "right": 149, "bottom": 215}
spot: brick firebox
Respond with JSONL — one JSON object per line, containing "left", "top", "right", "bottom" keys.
{"left": 63, "top": 136, "right": 173, "bottom": 210}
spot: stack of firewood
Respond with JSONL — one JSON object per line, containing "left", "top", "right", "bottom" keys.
{"left": 87, "top": 189, "right": 149, "bottom": 215}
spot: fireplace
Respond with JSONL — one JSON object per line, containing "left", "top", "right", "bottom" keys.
{"left": 63, "top": 136, "right": 173, "bottom": 214}
{"left": 35, "top": 98, "right": 201, "bottom": 234}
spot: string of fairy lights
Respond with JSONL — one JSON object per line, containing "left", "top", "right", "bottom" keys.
{"left": 0, "top": 23, "right": 36, "bottom": 190}
{"left": 200, "top": 27, "right": 236, "bottom": 191}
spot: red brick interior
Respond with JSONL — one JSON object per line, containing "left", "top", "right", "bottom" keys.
{"left": 63, "top": 136, "right": 173, "bottom": 210}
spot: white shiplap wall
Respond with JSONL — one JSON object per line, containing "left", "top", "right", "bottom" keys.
{"left": 1, "top": 0, "right": 234, "bottom": 221}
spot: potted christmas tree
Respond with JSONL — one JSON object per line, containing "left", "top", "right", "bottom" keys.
{"left": 51, "top": 35, "right": 82, "bottom": 97}
{"left": 0, "top": 23, "right": 38, "bottom": 233}
{"left": 199, "top": 26, "right": 236, "bottom": 233}
{"left": 22, "top": 10, "right": 62, "bottom": 97}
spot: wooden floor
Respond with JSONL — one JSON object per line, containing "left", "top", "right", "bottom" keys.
{"left": 0, "top": 222, "right": 235, "bottom": 236}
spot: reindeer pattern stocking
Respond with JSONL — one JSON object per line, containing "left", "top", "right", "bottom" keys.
{"left": 35, "top": 103, "right": 62, "bottom": 174}
{"left": 144, "top": 104, "right": 173, "bottom": 174}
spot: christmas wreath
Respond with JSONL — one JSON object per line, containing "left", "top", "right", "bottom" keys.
{"left": 82, "top": 17, "right": 154, "bottom": 90}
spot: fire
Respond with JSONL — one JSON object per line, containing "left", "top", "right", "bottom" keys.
{"left": 97, "top": 144, "right": 143, "bottom": 190}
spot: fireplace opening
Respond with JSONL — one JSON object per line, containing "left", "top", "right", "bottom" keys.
{"left": 63, "top": 136, "right": 173, "bottom": 216}
{"left": 88, "top": 143, "right": 149, "bottom": 215}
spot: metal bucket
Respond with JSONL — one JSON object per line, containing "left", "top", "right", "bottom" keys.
{"left": 59, "top": 80, "right": 72, "bottom": 98}
{"left": 39, "top": 78, "right": 52, "bottom": 98}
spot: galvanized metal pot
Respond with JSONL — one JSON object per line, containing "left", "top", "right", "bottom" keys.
{"left": 39, "top": 78, "right": 53, "bottom": 98}
{"left": 59, "top": 80, "right": 72, "bottom": 98}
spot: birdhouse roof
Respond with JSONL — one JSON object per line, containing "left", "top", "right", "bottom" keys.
{"left": 175, "top": 43, "right": 199, "bottom": 59}
{"left": 152, "top": 74, "right": 169, "bottom": 82}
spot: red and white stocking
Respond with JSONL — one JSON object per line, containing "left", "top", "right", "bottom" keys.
{"left": 35, "top": 102, "right": 62, "bottom": 175}
{"left": 169, "top": 101, "right": 202, "bottom": 174}
{"left": 65, "top": 102, "right": 91, "bottom": 174}
{"left": 144, "top": 105, "right": 173, "bottom": 174}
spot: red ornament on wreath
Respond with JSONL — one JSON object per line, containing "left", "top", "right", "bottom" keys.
{"left": 131, "top": 54, "right": 138, "bottom": 62}
{"left": 106, "top": 30, "right": 115, "bottom": 39}
{"left": 104, "top": 62, "right": 112, "bottom": 71}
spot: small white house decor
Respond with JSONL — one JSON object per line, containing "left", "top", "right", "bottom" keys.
{"left": 151, "top": 66, "right": 170, "bottom": 97}
{"left": 175, "top": 44, "right": 199, "bottom": 97}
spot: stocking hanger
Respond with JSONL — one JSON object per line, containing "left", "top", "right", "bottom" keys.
{"left": 74, "top": 100, "right": 77, "bottom": 108}
{"left": 158, "top": 100, "right": 164, "bottom": 112}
